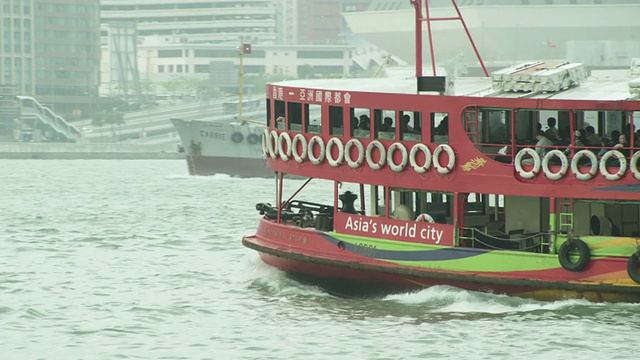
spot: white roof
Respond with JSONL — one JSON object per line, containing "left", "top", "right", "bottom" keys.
{"left": 275, "top": 65, "right": 640, "bottom": 102}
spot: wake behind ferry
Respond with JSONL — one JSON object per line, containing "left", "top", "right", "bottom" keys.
{"left": 242, "top": 0, "right": 640, "bottom": 302}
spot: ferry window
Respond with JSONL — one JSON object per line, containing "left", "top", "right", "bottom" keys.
{"left": 423, "top": 192, "right": 451, "bottom": 224}
{"left": 329, "top": 106, "right": 344, "bottom": 136}
{"left": 431, "top": 112, "right": 449, "bottom": 144}
{"left": 304, "top": 103, "right": 322, "bottom": 134}
{"left": 401, "top": 110, "right": 421, "bottom": 142}
{"left": 266, "top": 98, "right": 271, "bottom": 127}
{"left": 274, "top": 100, "right": 285, "bottom": 130}
{"left": 287, "top": 101, "right": 302, "bottom": 132}
{"left": 479, "top": 109, "right": 510, "bottom": 145}
{"left": 350, "top": 107, "right": 371, "bottom": 139}
{"left": 574, "top": 110, "right": 604, "bottom": 148}
{"left": 374, "top": 109, "right": 395, "bottom": 140}
{"left": 389, "top": 188, "right": 415, "bottom": 221}
{"left": 371, "top": 185, "right": 385, "bottom": 216}
{"left": 464, "top": 193, "right": 486, "bottom": 215}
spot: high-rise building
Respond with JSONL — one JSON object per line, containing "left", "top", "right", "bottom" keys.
{"left": 0, "top": 0, "right": 101, "bottom": 117}
{"left": 99, "top": 0, "right": 277, "bottom": 45}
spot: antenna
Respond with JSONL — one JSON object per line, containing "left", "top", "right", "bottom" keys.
{"left": 410, "top": 0, "right": 488, "bottom": 78}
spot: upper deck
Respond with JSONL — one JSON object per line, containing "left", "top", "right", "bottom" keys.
{"left": 263, "top": 61, "right": 640, "bottom": 201}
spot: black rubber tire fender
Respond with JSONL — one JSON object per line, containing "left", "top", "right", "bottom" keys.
{"left": 231, "top": 132, "right": 244, "bottom": 143}
{"left": 627, "top": 253, "right": 640, "bottom": 284}
{"left": 247, "top": 133, "right": 260, "bottom": 145}
{"left": 558, "top": 239, "right": 590, "bottom": 272}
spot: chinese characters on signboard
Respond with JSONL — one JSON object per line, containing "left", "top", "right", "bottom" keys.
{"left": 270, "top": 85, "right": 352, "bottom": 105}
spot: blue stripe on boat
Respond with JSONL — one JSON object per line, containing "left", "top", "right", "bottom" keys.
{"left": 318, "top": 232, "right": 486, "bottom": 261}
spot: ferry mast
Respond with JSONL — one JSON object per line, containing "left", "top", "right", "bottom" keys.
{"left": 411, "top": 0, "right": 489, "bottom": 78}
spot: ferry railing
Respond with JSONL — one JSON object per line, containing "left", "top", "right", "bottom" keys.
{"left": 461, "top": 227, "right": 550, "bottom": 253}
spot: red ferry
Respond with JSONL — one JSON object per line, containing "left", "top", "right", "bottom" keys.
{"left": 242, "top": 0, "right": 640, "bottom": 302}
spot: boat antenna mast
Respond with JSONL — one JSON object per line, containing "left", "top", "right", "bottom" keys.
{"left": 411, "top": 0, "right": 488, "bottom": 78}
{"left": 237, "top": 41, "right": 252, "bottom": 125}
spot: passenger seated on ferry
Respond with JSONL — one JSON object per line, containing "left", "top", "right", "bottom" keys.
{"left": 350, "top": 117, "right": 358, "bottom": 132}
{"left": 435, "top": 116, "right": 448, "bottom": 135}
{"left": 554, "top": 128, "right": 570, "bottom": 150}
{"left": 596, "top": 131, "right": 617, "bottom": 154}
{"left": 358, "top": 115, "right": 370, "bottom": 130}
{"left": 544, "top": 117, "right": 558, "bottom": 141}
{"left": 613, "top": 133, "right": 630, "bottom": 157}
{"left": 564, "top": 129, "right": 588, "bottom": 155}
{"left": 534, "top": 130, "right": 553, "bottom": 156}
{"left": 400, "top": 114, "right": 416, "bottom": 133}
{"left": 380, "top": 117, "right": 394, "bottom": 132}
{"left": 392, "top": 204, "right": 413, "bottom": 221}
{"left": 586, "top": 126, "right": 601, "bottom": 147}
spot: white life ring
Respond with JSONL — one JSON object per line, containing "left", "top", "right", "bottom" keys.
{"left": 599, "top": 150, "right": 627, "bottom": 181}
{"left": 387, "top": 142, "right": 408, "bottom": 172}
{"left": 514, "top": 148, "right": 541, "bottom": 179}
{"left": 344, "top": 139, "right": 365, "bottom": 169}
{"left": 291, "top": 133, "right": 308, "bottom": 163}
{"left": 307, "top": 135, "right": 325, "bottom": 165}
{"left": 570, "top": 150, "right": 598, "bottom": 181}
{"left": 261, "top": 128, "right": 270, "bottom": 156}
{"left": 326, "top": 137, "right": 345, "bottom": 167}
{"left": 432, "top": 144, "right": 455, "bottom": 175}
{"left": 541, "top": 149, "right": 569, "bottom": 181}
{"left": 630, "top": 151, "right": 640, "bottom": 180}
{"left": 365, "top": 140, "right": 387, "bottom": 170}
{"left": 409, "top": 143, "right": 432, "bottom": 174}
{"left": 415, "top": 213, "right": 435, "bottom": 223}
{"left": 277, "top": 132, "right": 292, "bottom": 161}
{"left": 268, "top": 130, "right": 279, "bottom": 159}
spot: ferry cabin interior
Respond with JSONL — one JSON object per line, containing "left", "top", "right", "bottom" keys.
{"left": 264, "top": 90, "right": 640, "bottom": 253}
{"left": 267, "top": 95, "right": 640, "bottom": 161}
{"left": 272, "top": 181, "right": 640, "bottom": 254}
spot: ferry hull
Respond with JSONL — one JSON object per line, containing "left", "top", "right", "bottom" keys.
{"left": 243, "top": 219, "right": 640, "bottom": 303}
{"left": 185, "top": 155, "right": 272, "bottom": 177}
{"left": 171, "top": 118, "right": 268, "bottom": 177}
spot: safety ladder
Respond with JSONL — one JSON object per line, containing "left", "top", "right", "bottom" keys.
{"left": 558, "top": 198, "right": 574, "bottom": 234}
{"left": 464, "top": 107, "right": 479, "bottom": 143}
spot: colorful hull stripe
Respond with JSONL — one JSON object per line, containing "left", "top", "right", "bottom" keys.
{"left": 319, "top": 231, "right": 483, "bottom": 261}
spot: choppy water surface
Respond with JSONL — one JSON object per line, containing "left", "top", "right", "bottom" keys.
{"left": 1, "top": 159, "right": 638, "bottom": 360}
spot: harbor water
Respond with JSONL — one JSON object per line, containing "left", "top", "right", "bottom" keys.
{"left": 1, "top": 159, "right": 638, "bottom": 359}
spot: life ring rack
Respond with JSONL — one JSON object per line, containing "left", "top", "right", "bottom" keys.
{"left": 541, "top": 149, "right": 569, "bottom": 180}
{"left": 570, "top": 150, "right": 598, "bottom": 181}
{"left": 291, "top": 133, "right": 308, "bottom": 163}
{"left": 344, "top": 139, "right": 365, "bottom": 169}
{"left": 268, "top": 130, "right": 279, "bottom": 159}
{"left": 432, "top": 144, "right": 455, "bottom": 175}
{"left": 599, "top": 150, "right": 627, "bottom": 181}
{"left": 409, "top": 143, "right": 431, "bottom": 174}
{"left": 277, "top": 131, "right": 292, "bottom": 161}
{"left": 365, "top": 140, "right": 386, "bottom": 170}
{"left": 629, "top": 151, "right": 640, "bottom": 180}
{"left": 415, "top": 213, "right": 435, "bottom": 223}
{"left": 514, "top": 148, "right": 541, "bottom": 179}
{"left": 387, "top": 142, "right": 408, "bottom": 172}
{"left": 307, "top": 135, "right": 325, "bottom": 165}
{"left": 326, "top": 137, "right": 345, "bottom": 167}
{"left": 261, "top": 129, "right": 270, "bottom": 156}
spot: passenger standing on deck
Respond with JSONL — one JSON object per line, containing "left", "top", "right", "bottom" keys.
{"left": 535, "top": 130, "right": 553, "bottom": 156}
